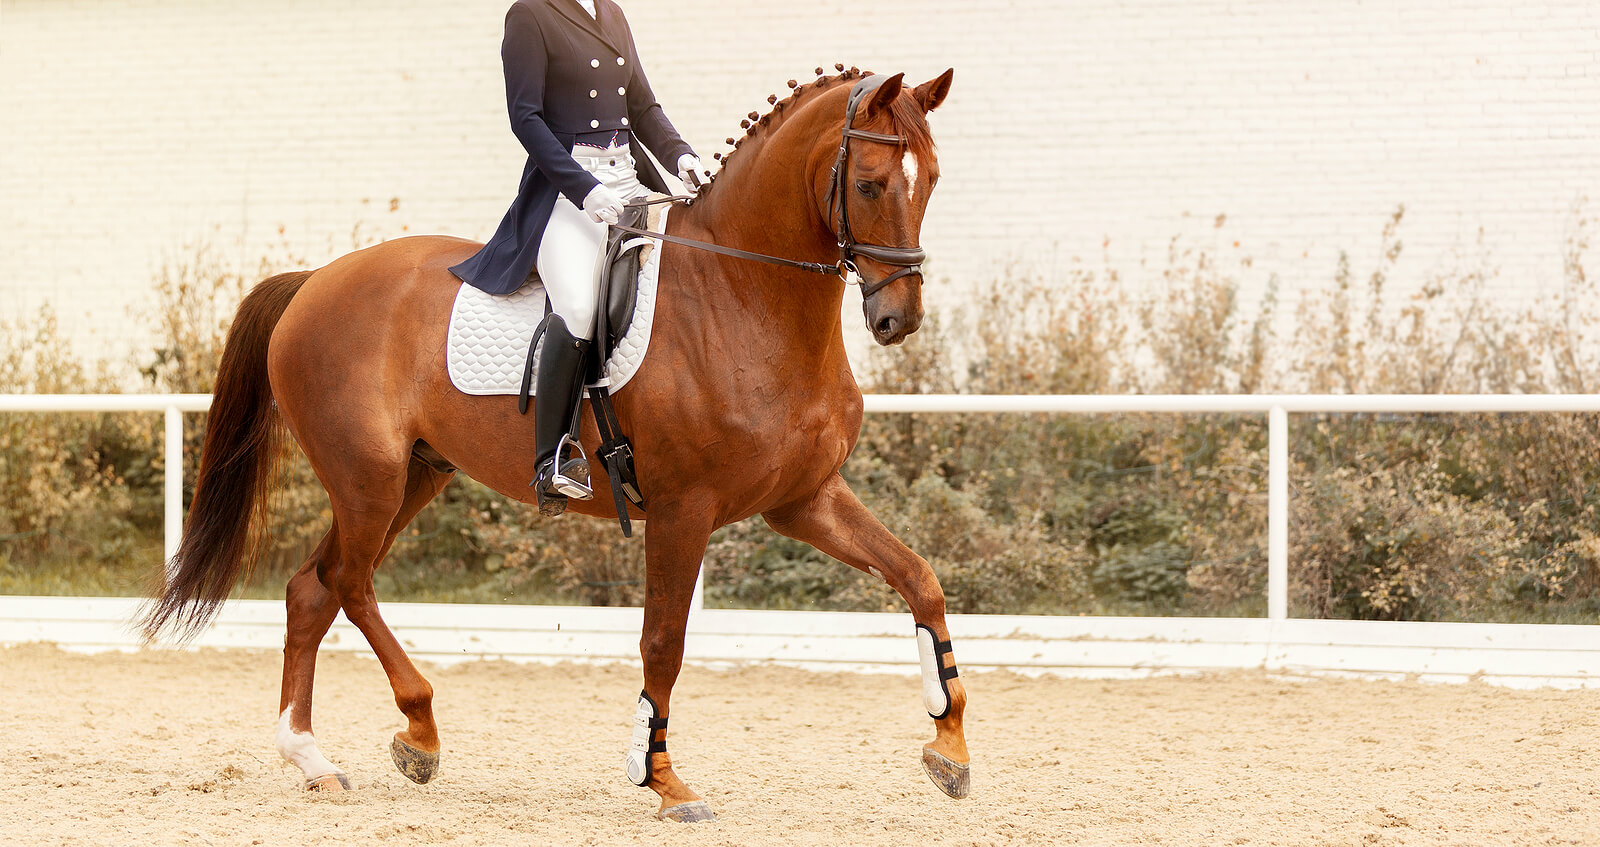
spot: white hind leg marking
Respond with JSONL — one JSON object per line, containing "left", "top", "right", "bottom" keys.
{"left": 276, "top": 705, "right": 343, "bottom": 786}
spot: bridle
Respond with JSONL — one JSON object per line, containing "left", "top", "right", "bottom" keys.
{"left": 612, "top": 75, "right": 927, "bottom": 300}
{"left": 824, "top": 74, "right": 927, "bottom": 298}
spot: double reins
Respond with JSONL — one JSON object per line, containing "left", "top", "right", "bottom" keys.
{"left": 609, "top": 74, "right": 926, "bottom": 299}
{"left": 609, "top": 195, "right": 839, "bottom": 276}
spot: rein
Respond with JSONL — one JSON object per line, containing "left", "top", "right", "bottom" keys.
{"left": 609, "top": 203, "right": 839, "bottom": 277}
{"left": 611, "top": 75, "right": 926, "bottom": 300}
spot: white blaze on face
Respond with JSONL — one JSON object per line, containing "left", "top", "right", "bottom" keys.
{"left": 276, "top": 705, "right": 340, "bottom": 781}
{"left": 903, "top": 151, "right": 919, "bottom": 203}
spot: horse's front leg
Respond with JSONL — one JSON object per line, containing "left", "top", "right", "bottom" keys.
{"left": 765, "top": 473, "right": 971, "bottom": 798}
{"left": 631, "top": 506, "right": 717, "bottom": 822}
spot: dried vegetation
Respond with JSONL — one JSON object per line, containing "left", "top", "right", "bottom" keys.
{"left": 3, "top": 205, "right": 1598, "bottom": 621}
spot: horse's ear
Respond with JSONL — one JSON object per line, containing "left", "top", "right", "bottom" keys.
{"left": 864, "top": 72, "right": 905, "bottom": 117}
{"left": 913, "top": 68, "right": 954, "bottom": 113}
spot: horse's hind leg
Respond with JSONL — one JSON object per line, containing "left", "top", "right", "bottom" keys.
{"left": 334, "top": 458, "right": 455, "bottom": 785}
{"left": 764, "top": 473, "right": 971, "bottom": 799}
{"left": 276, "top": 526, "right": 349, "bottom": 791}
{"left": 276, "top": 456, "right": 454, "bottom": 790}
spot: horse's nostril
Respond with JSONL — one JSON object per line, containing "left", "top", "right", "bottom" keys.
{"left": 876, "top": 316, "right": 898, "bottom": 337}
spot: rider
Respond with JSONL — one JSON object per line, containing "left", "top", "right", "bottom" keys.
{"left": 451, "top": 0, "right": 711, "bottom": 516}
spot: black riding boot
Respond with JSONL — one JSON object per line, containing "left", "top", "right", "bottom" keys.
{"left": 531, "top": 315, "right": 593, "bottom": 516}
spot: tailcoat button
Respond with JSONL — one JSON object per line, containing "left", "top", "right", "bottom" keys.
{"left": 590, "top": 58, "right": 600, "bottom": 68}
{"left": 620, "top": 117, "right": 629, "bottom": 126}
{"left": 618, "top": 86, "right": 626, "bottom": 95}
{"left": 617, "top": 56, "right": 626, "bottom": 66}
{"left": 589, "top": 119, "right": 600, "bottom": 128}
{"left": 589, "top": 89, "right": 598, "bottom": 98}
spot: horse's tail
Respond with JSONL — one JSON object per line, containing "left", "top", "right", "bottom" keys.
{"left": 137, "top": 270, "right": 313, "bottom": 644}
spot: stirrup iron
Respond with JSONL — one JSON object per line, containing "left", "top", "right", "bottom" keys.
{"left": 550, "top": 433, "right": 593, "bottom": 500}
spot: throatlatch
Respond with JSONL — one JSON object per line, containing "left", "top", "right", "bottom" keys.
{"left": 624, "top": 690, "right": 668, "bottom": 786}
{"left": 915, "top": 624, "right": 960, "bottom": 720}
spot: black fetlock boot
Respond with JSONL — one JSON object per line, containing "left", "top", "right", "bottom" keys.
{"left": 531, "top": 315, "right": 593, "bottom": 516}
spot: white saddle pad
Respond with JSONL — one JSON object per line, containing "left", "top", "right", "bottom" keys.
{"left": 446, "top": 207, "right": 667, "bottom": 396}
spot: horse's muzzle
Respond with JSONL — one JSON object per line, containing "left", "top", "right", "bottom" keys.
{"left": 866, "top": 302, "right": 922, "bottom": 346}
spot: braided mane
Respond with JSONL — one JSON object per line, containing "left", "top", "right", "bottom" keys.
{"left": 702, "top": 64, "right": 936, "bottom": 198}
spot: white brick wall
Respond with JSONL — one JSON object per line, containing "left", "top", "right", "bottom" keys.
{"left": 3, "top": 0, "right": 1599, "bottom": 366}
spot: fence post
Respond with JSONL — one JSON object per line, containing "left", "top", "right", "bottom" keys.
{"left": 164, "top": 405, "right": 183, "bottom": 567}
{"left": 1267, "top": 405, "right": 1288, "bottom": 621}
{"left": 691, "top": 564, "right": 705, "bottom": 614}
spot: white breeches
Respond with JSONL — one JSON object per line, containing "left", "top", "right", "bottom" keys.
{"left": 539, "top": 144, "right": 648, "bottom": 340}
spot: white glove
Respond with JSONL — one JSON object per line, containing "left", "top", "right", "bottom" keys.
{"left": 676, "top": 153, "right": 712, "bottom": 194}
{"left": 581, "top": 183, "right": 624, "bottom": 225}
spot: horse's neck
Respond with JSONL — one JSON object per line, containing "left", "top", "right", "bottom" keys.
{"left": 662, "top": 159, "right": 848, "bottom": 357}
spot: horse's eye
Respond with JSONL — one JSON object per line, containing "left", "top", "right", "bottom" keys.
{"left": 856, "top": 180, "right": 881, "bottom": 199}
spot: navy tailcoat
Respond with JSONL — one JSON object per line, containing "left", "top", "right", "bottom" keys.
{"left": 451, "top": 0, "right": 694, "bottom": 295}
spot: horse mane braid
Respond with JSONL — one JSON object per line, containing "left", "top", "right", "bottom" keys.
{"left": 704, "top": 67, "right": 936, "bottom": 198}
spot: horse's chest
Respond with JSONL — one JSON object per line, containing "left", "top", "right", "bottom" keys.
{"left": 627, "top": 343, "right": 861, "bottom": 503}
{"left": 735, "top": 393, "right": 859, "bottom": 474}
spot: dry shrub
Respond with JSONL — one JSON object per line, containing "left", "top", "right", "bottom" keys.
{"left": 702, "top": 466, "right": 1087, "bottom": 615}
{"left": 0, "top": 307, "right": 148, "bottom": 593}
{"left": 476, "top": 495, "right": 647, "bottom": 607}
{"left": 1140, "top": 221, "right": 1278, "bottom": 394}
{"left": 1293, "top": 460, "right": 1521, "bottom": 620}
{"left": 7, "top": 202, "right": 1600, "bottom": 621}
{"left": 140, "top": 240, "right": 249, "bottom": 394}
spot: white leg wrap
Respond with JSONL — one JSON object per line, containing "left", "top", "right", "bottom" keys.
{"left": 623, "top": 691, "right": 662, "bottom": 787}
{"left": 917, "top": 624, "right": 954, "bottom": 720}
{"left": 275, "top": 706, "right": 341, "bottom": 782}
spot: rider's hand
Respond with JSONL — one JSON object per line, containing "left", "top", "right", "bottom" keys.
{"left": 677, "top": 153, "right": 712, "bottom": 195}
{"left": 581, "top": 184, "right": 624, "bottom": 224}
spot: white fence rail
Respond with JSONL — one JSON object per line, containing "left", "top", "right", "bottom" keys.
{"left": 1, "top": 393, "right": 211, "bottom": 562}
{"left": 2, "top": 393, "right": 1599, "bottom": 687}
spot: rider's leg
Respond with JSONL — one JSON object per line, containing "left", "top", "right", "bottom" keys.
{"left": 530, "top": 144, "right": 648, "bottom": 514}
{"left": 538, "top": 197, "right": 606, "bottom": 342}
{"left": 531, "top": 197, "right": 605, "bottom": 514}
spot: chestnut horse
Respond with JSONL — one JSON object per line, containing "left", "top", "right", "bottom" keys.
{"left": 139, "top": 67, "right": 966, "bottom": 821}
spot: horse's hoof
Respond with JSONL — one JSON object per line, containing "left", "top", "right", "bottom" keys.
{"left": 922, "top": 745, "right": 971, "bottom": 799}
{"left": 658, "top": 800, "right": 717, "bottom": 823}
{"left": 390, "top": 735, "right": 440, "bottom": 784}
{"left": 306, "top": 772, "right": 352, "bottom": 792}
